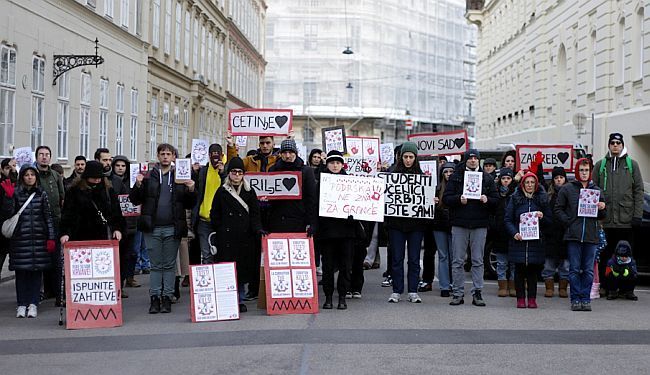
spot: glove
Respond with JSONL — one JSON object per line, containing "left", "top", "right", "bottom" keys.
{"left": 46, "top": 240, "right": 56, "bottom": 253}
{"left": 258, "top": 229, "right": 269, "bottom": 237}
{"left": 632, "top": 217, "right": 642, "bottom": 228}
{"left": 1, "top": 179, "right": 14, "bottom": 198}
{"left": 306, "top": 226, "right": 315, "bottom": 238}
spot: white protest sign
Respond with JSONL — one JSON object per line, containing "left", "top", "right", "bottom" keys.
{"left": 174, "top": 158, "right": 192, "bottom": 181}
{"left": 578, "top": 188, "right": 600, "bottom": 217}
{"left": 407, "top": 130, "right": 468, "bottom": 156}
{"left": 13, "top": 147, "right": 34, "bottom": 168}
{"left": 419, "top": 160, "right": 438, "bottom": 185}
{"left": 519, "top": 212, "right": 540, "bottom": 240}
{"left": 236, "top": 136, "right": 248, "bottom": 148}
{"left": 118, "top": 194, "right": 141, "bottom": 217}
{"left": 381, "top": 173, "right": 436, "bottom": 219}
{"left": 344, "top": 156, "right": 380, "bottom": 177}
{"left": 463, "top": 171, "right": 483, "bottom": 200}
{"left": 296, "top": 142, "right": 307, "bottom": 162}
{"left": 129, "top": 163, "right": 140, "bottom": 188}
{"left": 191, "top": 139, "right": 209, "bottom": 165}
{"left": 516, "top": 145, "right": 573, "bottom": 172}
{"left": 322, "top": 126, "right": 346, "bottom": 154}
{"left": 189, "top": 263, "right": 239, "bottom": 322}
{"left": 380, "top": 143, "right": 394, "bottom": 169}
{"left": 228, "top": 108, "right": 293, "bottom": 136}
{"left": 319, "top": 173, "right": 385, "bottom": 222}
{"left": 244, "top": 172, "right": 302, "bottom": 200}
{"left": 344, "top": 136, "right": 381, "bottom": 176}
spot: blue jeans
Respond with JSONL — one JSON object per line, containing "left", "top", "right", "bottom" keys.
{"left": 567, "top": 241, "right": 597, "bottom": 303}
{"left": 145, "top": 226, "right": 180, "bottom": 298}
{"left": 542, "top": 257, "right": 570, "bottom": 280}
{"left": 433, "top": 230, "right": 452, "bottom": 291}
{"left": 495, "top": 252, "right": 515, "bottom": 281}
{"left": 134, "top": 231, "right": 151, "bottom": 271}
{"left": 197, "top": 220, "right": 214, "bottom": 264}
{"left": 389, "top": 230, "right": 424, "bottom": 294}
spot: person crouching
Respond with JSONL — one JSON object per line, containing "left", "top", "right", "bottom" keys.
{"left": 605, "top": 240, "right": 638, "bottom": 301}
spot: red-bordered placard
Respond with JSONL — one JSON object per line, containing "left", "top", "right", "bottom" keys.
{"left": 515, "top": 144, "right": 574, "bottom": 172}
{"left": 189, "top": 262, "right": 240, "bottom": 322}
{"left": 64, "top": 240, "right": 122, "bottom": 330}
{"left": 244, "top": 171, "right": 302, "bottom": 200}
{"left": 407, "top": 130, "right": 469, "bottom": 156}
{"left": 228, "top": 108, "right": 293, "bottom": 136}
{"left": 263, "top": 233, "right": 318, "bottom": 315}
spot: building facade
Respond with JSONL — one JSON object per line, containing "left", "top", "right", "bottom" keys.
{"left": 468, "top": 0, "right": 650, "bottom": 181}
{"left": 265, "top": 0, "right": 476, "bottom": 151}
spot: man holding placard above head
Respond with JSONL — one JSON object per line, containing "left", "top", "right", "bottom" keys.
{"left": 554, "top": 158, "right": 606, "bottom": 312}
{"left": 226, "top": 132, "right": 280, "bottom": 173}
{"left": 443, "top": 149, "right": 498, "bottom": 307}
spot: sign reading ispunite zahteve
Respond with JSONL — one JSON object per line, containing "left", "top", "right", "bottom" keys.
{"left": 228, "top": 108, "right": 293, "bottom": 136}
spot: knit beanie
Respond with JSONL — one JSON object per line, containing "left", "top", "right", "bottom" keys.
{"left": 326, "top": 150, "right": 345, "bottom": 164}
{"left": 551, "top": 166, "right": 567, "bottom": 179}
{"left": 400, "top": 142, "right": 418, "bottom": 157}
{"left": 280, "top": 139, "right": 298, "bottom": 154}
{"left": 82, "top": 161, "right": 105, "bottom": 179}
{"left": 227, "top": 157, "right": 245, "bottom": 173}
{"left": 608, "top": 133, "right": 624, "bottom": 146}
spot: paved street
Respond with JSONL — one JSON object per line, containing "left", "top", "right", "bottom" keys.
{"left": 2, "top": 248, "right": 650, "bottom": 375}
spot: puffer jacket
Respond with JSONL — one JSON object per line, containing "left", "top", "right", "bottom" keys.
{"left": 504, "top": 187, "right": 552, "bottom": 265}
{"left": 442, "top": 162, "right": 499, "bottom": 229}
{"left": 4, "top": 186, "right": 55, "bottom": 271}
{"left": 490, "top": 186, "right": 514, "bottom": 254}
{"left": 554, "top": 180, "right": 606, "bottom": 244}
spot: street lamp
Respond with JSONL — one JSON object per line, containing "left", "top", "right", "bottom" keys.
{"left": 342, "top": 46, "right": 354, "bottom": 55}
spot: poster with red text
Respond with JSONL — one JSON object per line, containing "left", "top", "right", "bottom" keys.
{"left": 263, "top": 234, "right": 318, "bottom": 315}
{"left": 64, "top": 240, "right": 122, "bottom": 330}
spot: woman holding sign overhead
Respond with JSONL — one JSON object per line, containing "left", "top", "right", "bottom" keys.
{"left": 504, "top": 172, "right": 552, "bottom": 309}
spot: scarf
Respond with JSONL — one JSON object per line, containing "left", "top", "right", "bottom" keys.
{"left": 223, "top": 177, "right": 250, "bottom": 213}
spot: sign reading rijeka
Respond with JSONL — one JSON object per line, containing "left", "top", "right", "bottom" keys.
{"left": 64, "top": 240, "right": 122, "bottom": 330}
{"left": 516, "top": 145, "right": 574, "bottom": 172}
{"left": 319, "top": 173, "right": 385, "bottom": 222}
{"left": 189, "top": 263, "right": 240, "bottom": 322}
{"left": 228, "top": 108, "right": 293, "bottom": 136}
{"left": 407, "top": 130, "right": 469, "bottom": 156}
{"left": 381, "top": 173, "right": 436, "bottom": 219}
{"left": 244, "top": 172, "right": 302, "bottom": 200}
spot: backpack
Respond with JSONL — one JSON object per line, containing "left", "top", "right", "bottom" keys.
{"left": 598, "top": 156, "right": 634, "bottom": 192}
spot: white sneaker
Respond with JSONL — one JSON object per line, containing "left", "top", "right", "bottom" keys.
{"left": 408, "top": 293, "right": 422, "bottom": 303}
{"left": 388, "top": 293, "right": 401, "bottom": 303}
{"left": 16, "top": 306, "right": 26, "bottom": 318}
{"left": 352, "top": 292, "right": 362, "bottom": 299}
{"left": 27, "top": 304, "right": 37, "bottom": 318}
{"left": 345, "top": 292, "right": 353, "bottom": 299}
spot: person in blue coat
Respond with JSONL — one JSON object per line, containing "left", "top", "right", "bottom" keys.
{"left": 504, "top": 172, "right": 552, "bottom": 309}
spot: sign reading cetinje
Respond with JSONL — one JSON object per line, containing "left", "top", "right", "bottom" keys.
{"left": 244, "top": 172, "right": 302, "bottom": 200}
{"left": 407, "top": 130, "right": 468, "bottom": 156}
{"left": 516, "top": 145, "right": 574, "bottom": 172}
{"left": 228, "top": 108, "right": 293, "bottom": 136}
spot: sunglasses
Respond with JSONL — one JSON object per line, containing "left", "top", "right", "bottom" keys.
{"left": 609, "top": 141, "right": 622, "bottom": 145}
{"left": 229, "top": 170, "right": 244, "bottom": 175}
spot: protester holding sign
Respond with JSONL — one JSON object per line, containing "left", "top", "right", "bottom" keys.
{"left": 1, "top": 166, "right": 55, "bottom": 318}
{"left": 504, "top": 172, "right": 552, "bottom": 309}
{"left": 210, "top": 157, "right": 264, "bottom": 313}
{"left": 490, "top": 168, "right": 516, "bottom": 298}
{"left": 431, "top": 162, "right": 456, "bottom": 297}
{"left": 554, "top": 158, "right": 606, "bottom": 312}
{"left": 385, "top": 142, "right": 428, "bottom": 304}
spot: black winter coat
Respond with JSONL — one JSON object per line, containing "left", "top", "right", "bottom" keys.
{"left": 431, "top": 185, "right": 451, "bottom": 233}
{"left": 316, "top": 169, "right": 361, "bottom": 240}
{"left": 504, "top": 188, "right": 552, "bottom": 265}
{"left": 3, "top": 186, "right": 55, "bottom": 271}
{"left": 60, "top": 180, "right": 125, "bottom": 241}
{"left": 554, "top": 180, "right": 606, "bottom": 244}
{"left": 544, "top": 190, "right": 567, "bottom": 258}
{"left": 267, "top": 157, "right": 317, "bottom": 233}
{"left": 490, "top": 188, "right": 514, "bottom": 254}
{"left": 129, "top": 167, "right": 197, "bottom": 238}
{"left": 110, "top": 167, "right": 138, "bottom": 236}
{"left": 443, "top": 163, "right": 499, "bottom": 228}
{"left": 383, "top": 170, "right": 430, "bottom": 233}
{"left": 210, "top": 180, "right": 262, "bottom": 284}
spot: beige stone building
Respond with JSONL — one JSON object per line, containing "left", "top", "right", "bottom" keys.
{"left": 467, "top": 0, "right": 649, "bottom": 183}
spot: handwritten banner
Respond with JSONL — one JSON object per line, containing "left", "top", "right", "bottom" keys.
{"left": 381, "top": 173, "right": 436, "bottom": 219}
{"left": 319, "top": 173, "right": 385, "bottom": 222}
{"left": 189, "top": 263, "right": 240, "bottom": 322}
{"left": 407, "top": 130, "right": 468, "bottom": 156}
{"left": 228, "top": 108, "right": 293, "bottom": 136}
{"left": 516, "top": 145, "right": 573, "bottom": 172}
{"left": 118, "top": 194, "right": 141, "bottom": 217}
{"left": 578, "top": 188, "right": 600, "bottom": 217}
{"left": 322, "top": 126, "right": 346, "bottom": 154}
{"left": 244, "top": 172, "right": 302, "bottom": 200}
{"left": 519, "top": 212, "right": 540, "bottom": 240}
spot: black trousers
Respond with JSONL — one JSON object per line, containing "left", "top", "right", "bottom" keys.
{"left": 600, "top": 228, "right": 634, "bottom": 289}
{"left": 421, "top": 230, "right": 437, "bottom": 283}
{"left": 514, "top": 263, "right": 541, "bottom": 299}
{"left": 321, "top": 239, "right": 353, "bottom": 297}
{"left": 350, "top": 242, "right": 367, "bottom": 293}
{"left": 606, "top": 275, "right": 636, "bottom": 293}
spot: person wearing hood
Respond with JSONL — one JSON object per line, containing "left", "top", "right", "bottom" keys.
{"left": 491, "top": 168, "right": 517, "bottom": 297}
{"left": 210, "top": 157, "right": 264, "bottom": 313}
{"left": 592, "top": 132, "right": 644, "bottom": 292}
{"left": 1, "top": 166, "right": 55, "bottom": 318}
{"left": 431, "top": 162, "right": 456, "bottom": 297}
{"left": 483, "top": 158, "right": 498, "bottom": 181}
{"left": 542, "top": 167, "right": 570, "bottom": 298}
{"left": 267, "top": 139, "right": 317, "bottom": 235}
{"left": 504, "top": 172, "right": 552, "bottom": 308}
{"left": 604, "top": 240, "right": 638, "bottom": 301}
{"left": 307, "top": 148, "right": 325, "bottom": 182}
{"left": 554, "top": 158, "right": 606, "bottom": 311}
{"left": 443, "top": 149, "right": 499, "bottom": 307}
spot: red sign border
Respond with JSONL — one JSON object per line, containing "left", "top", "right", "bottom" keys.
{"left": 515, "top": 144, "right": 574, "bottom": 172}
{"left": 188, "top": 262, "right": 240, "bottom": 323}
{"left": 407, "top": 129, "right": 469, "bottom": 157}
{"left": 244, "top": 171, "right": 303, "bottom": 200}
{"left": 228, "top": 108, "right": 294, "bottom": 137}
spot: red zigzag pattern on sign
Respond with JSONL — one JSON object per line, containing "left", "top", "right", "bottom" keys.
{"left": 271, "top": 299, "right": 312, "bottom": 311}
{"left": 73, "top": 308, "right": 118, "bottom": 321}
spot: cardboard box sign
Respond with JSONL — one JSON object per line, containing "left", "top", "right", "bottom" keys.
{"left": 244, "top": 172, "right": 302, "bottom": 200}
{"left": 407, "top": 130, "right": 469, "bottom": 156}
{"left": 228, "top": 108, "right": 293, "bottom": 137}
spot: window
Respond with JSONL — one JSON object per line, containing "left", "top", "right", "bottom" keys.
{"left": 80, "top": 73, "right": 91, "bottom": 157}
{"left": 150, "top": 96, "right": 158, "bottom": 160}
{"left": 219, "top": 39, "right": 224, "bottom": 86}
{"left": 173, "top": 106, "right": 179, "bottom": 146}
{"left": 99, "top": 79, "right": 109, "bottom": 148}
{"left": 618, "top": 19, "right": 626, "bottom": 85}
{"left": 303, "top": 125, "right": 314, "bottom": 143}
{"left": 208, "top": 32, "right": 214, "bottom": 82}
{"left": 175, "top": 2, "right": 182, "bottom": 60}
{"left": 200, "top": 25, "right": 206, "bottom": 75}
{"left": 105, "top": 0, "right": 114, "bottom": 17}
{"left": 164, "top": 0, "right": 172, "bottom": 54}
{"left": 304, "top": 24, "right": 318, "bottom": 51}
{"left": 636, "top": 8, "right": 645, "bottom": 80}
{"left": 116, "top": 84, "right": 125, "bottom": 155}
{"left": 303, "top": 80, "right": 317, "bottom": 104}
{"left": 121, "top": 0, "right": 129, "bottom": 27}
{"left": 184, "top": 10, "right": 190, "bottom": 66}
{"left": 152, "top": 0, "right": 160, "bottom": 48}
{"left": 31, "top": 56, "right": 45, "bottom": 149}
{"left": 130, "top": 89, "right": 138, "bottom": 159}
{"left": 135, "top": 0, "right": 143, "bottom": 35}
{"left": 57, "top": 72, "right": 70, "bottom": 159}
{"left": 590, "top": 31, "right": 596, "bottom": 92}
{"left": 162, "top": 102, "right": 169, "bottom": 143}
{"left": 193, "top": 18, "right": 199, "bottom": 71}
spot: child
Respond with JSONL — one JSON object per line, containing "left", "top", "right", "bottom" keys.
{"left": 605, "top": 240, "right": 638, "bottom": 301}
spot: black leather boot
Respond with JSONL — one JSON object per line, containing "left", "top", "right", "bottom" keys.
{"left": 337, "top": 295, "right": 347, "bottom": 310}
{"left": 160, "top": 296, "right": 172, "bottom": 313}
{"left": 149, "top": 296, "right": 161, "bottom": 314}
{"left": 174, "top": 276, "right": 181, "bottom": 302}
{"left": 322, "top": 295, "right": 333, "bottom": 309}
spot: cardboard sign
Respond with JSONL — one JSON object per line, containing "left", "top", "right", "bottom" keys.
{"left": 189, "top": 263, "right": 240, "bottom": 322}
{"left": 13, "top": 147, "right": 34, "bottom": 168}
{"left": 191, "top": 139, "right": 209, "bottom": 165}
{"left": 380, "top": 143, "right": 394, "bottom": 169}
{"left": 296, "top": 142, "right": 307, "bottom": 162}
{"left": 236, "top": 136, "right": 248, "bottom": 148}
{"left": 516, "top": 145, "right": 573, "bottom": 172}
{"left": 174, "top": 158, "right": 192, "bottom": 182}
{"left": 344, "top": 156, "right": 380, "bottom": 177}
{"left": 64, "top": 240, "right": 122, "bottom": 329}
{"left": 407, "top": 130, "right": 469, "bottom": 156}
{"left": 381, "top": 173, "right": 436, "bottom": 219}
{"left": 322, "top": 126, "right": 346, "bottom": 154}
{"left": 263, "top": 233, "right": 318, "bottom": 315}
{"left": 463, "top": 171, "right": 483, "bottom": 200}
{"left": 118, "top": 194, "right": 141, "bottom": 217}
{"left": 578, "top": 188, "right": 600, "bottom": 217}
{"left": 419, "top": 160, "right": 438, "bottom": 185}
{"left": 519, "top": 212, "right": 540, "bottom": 240}
{"left": 228, "top": 108, "right": 293, "bottom": 136}
{"left": 319, "top": 173, "right": 385, "bottom": 222}
{"left": 244, "top": 172, "right": 302, "bottom": 200}
{"left": 345, "top": 137, "right": 380, "bottom": 176}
